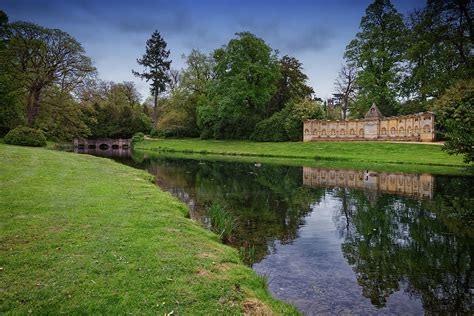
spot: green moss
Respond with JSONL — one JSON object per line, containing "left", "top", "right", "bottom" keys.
{"left": 0, "top": 144, "right": 298, "bottom": 315}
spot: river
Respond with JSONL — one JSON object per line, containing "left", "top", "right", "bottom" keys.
{"left": 76, "top": 147, "right": 474, "bottom": 315}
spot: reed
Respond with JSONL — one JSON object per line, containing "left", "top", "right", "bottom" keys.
{"left": 207, "top": 203, "right": 237, "bottom": 243}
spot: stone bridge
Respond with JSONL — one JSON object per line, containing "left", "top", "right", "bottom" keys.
{"left": 73, "top": 138, "right": 131, "bottom": 150}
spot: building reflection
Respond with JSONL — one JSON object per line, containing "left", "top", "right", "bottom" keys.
{"left": 74, "top": 147, "right": 131, "bottom": 158}
{"left": 303, "top": 167, "right": 433, "bottom": 199}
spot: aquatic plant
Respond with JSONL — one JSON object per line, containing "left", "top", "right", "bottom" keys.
{"left": 207, "top": 203, "right": 237, "bottom": 243}
{"left": 239, "top": 245, "right": 257, "bottom": 266}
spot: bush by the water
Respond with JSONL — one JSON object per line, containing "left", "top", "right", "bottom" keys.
{"left": 4, "top": 126, "right": 47, "bottom": 147}
{"left": 132, "top": 132, "right": 145, "bottom": 144}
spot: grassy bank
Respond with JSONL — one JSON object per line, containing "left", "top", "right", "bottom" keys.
{"left": 136, "top": 139, "right": 471, "bottom": 174}
{"left": 133, "top": 150, "right": 470, "bottom": 176}
{"left": 0, "top": 144, "right": 297, "bottom": 314}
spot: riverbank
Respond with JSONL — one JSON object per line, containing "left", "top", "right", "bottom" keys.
{"left": 0, "top": 144, "right": 298, "bottom": 314}
{"left": 135, "top": 139, "right": 471, "bottom": 174}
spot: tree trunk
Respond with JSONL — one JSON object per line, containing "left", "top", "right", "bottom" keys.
{"left": 153, "top": 87, "right": 158, "bottom": 124}
{"left": 26, "top": 87, "right": 42, "bottom": 127}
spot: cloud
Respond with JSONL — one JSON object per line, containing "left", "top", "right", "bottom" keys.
{"left": 116, "top": 10, "right": 193, "bottom": 35}
{"left": 231, "top": 16, "right": 335, "bottom": 55}
{"left": 277, "top": 25, "right": 335, "bottom": 54}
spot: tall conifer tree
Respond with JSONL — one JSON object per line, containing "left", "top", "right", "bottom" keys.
{"left": 133, "top": 31, "right": 171, "bottom": 122}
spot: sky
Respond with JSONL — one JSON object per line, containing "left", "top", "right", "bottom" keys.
{"left": 2, "top": 0, "right": 425, "bottom": 101}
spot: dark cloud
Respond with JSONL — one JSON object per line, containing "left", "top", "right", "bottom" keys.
{"left": 1, "top": 0, "right": 425, "bottom": 98}
{"left": 233, "top": 16, "right": 335, "bottom": 54}
{"left": 116, "top": 10, "right": 193, "bottom": 35}
{"left": 277, "top": 25, "right": 335, "bottom": 54}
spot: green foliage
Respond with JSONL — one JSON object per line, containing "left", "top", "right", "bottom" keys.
{"left": 180, "top": 49, "right": 215, "bottom": 94}
{"left": 0, "top": 12, "right": 23, "bottom": 135}
{"left": 131, "top": 132, "right": 145, "bottom": 145}
{"left": 207, "top": 203, "right": 237, "bottom": 243}
{"left": 197, "top": 32, "right": 280, "bottom": 139}
{"left": 397, "top": 99, "right": 428, "bottom": 115}
{"left": 251, "top": 98, "right": 325, "bottom": 141}
{"left": 251, "top": 111, "right": 288, "bottom": 142}
{"left": 133, "top": 31, "right": 171, "bottom": 120}
{"left": 1, "top": 21, "right": 95, "bottom": 126}
{"left": 267, "top": 55, "right": 314, "bottom": 116}
{"left": 433, "top": 79, "right": 474, "bottom": 163}
{"left": 4, "top": 126, "right": 46, "bottom": 147}
{"left": 0, "top": 73, "right": 24, "bottom": 136}
{"left": 35, "top": 87, "right": 91, "bottom": 141}
{"left": 402, "top": 1, "right": 473, "bottom": 104}
{"left": 239, "top": 246, "right": 257, "bottom": 266}
{"left": 79, "top": 81, "right": 152, "bottom": 138}
{"left": 156, "top": 88, "right": 200, "bottom": 138}
{"left": 345, "top": 0, "right": 406, "bottom": 117}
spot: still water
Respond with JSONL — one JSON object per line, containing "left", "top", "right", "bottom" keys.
{"left": 78, "top": 148, "right": 473, "bottom": 314}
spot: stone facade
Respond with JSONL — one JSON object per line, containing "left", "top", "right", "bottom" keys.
{"left": 303, "top": 167, "right": 433, "bottom": 199}
{"left": 303, "top": 104, "right": 435, "bottom": 142}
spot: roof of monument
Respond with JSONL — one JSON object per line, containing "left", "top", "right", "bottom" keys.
{"left": 365, "top": 103, "right": 383, "bottom": 119}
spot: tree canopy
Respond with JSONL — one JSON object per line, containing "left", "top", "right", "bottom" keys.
{"left": 0, "top": 21, "right": 95, "bottom": 126}
{"left": 197, "top": 32, "right": 280, "bottom": 139}
{"left": 344, "top": 0, "right": 406, "bottom": 117}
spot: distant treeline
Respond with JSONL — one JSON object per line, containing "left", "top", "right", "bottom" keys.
{"left": 0, "top": 0, "right": 472, "bottom": 147}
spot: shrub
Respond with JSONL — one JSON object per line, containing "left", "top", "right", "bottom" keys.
{"left": 251, "top": 111, "right": 288, "bottom": 142}
{"left": 131, "top": 132, "right": 145, "bottom": 145}
{"left": 250, "top": 98, "right": 325, "bottom": 142}
{"left": 149, "top": 128, "right": 162, "bottom": 138}
{"left": 4, "top": 126, "right": 47, "bottom": 147}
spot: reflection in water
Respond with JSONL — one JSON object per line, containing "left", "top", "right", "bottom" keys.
{"left": 303, "top": 167, "right": 434, "bottom": 199}
{"left": 74, "top": 147, "right": 131, "bottom": 158}
{"left": 77, "top": 150, "right": 473, "bottom": 314}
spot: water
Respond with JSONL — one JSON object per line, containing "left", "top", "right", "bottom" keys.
{"left": 77, "top": 148, "right": 474, "bottom": 314}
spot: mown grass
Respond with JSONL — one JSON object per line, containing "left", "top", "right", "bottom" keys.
{"left": 0, "top": 144, "right": 298, "bottom": 315}
{"left": 136, "top": 139, "right": 472, "bottom": 175}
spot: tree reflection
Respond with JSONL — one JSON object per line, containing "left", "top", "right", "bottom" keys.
{"left": 334, "top": 178, "right": 473, "bottom": 313}
{"left": 114, "top": 154, "right": 473, "bottom": 312}
{"left": 143, "top": 158, "right": 325, "bottom": 263}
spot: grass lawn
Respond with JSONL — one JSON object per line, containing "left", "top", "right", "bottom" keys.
{"left": 0, "top": 144, "right": 298, "bottom": 315}
{"left": 136, "top": 139, "right": 471, "bottom": 174}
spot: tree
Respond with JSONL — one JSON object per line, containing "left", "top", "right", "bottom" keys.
{"left": 334, "top": 63, "right": 358, "bottom": 119}
{"left": 36, "top": 86, "right": 91, "bottom": 141}
{"left": 267, "top": 55, "right": 314, "bottom": 116}
{"left": 403, "top": 1, "right": 473, "bottom": 105}
{"left": 119, "top": 81, "right": 142, "bottom": 107}
{"left": 197, "top": 32, "right": 280, "bottom": 139}
{"left": 0, "top": 11, "right": 24, "bottom": 135}
{"left": 77, "top": 80, "right": 152, "bottom": 139}
{"left": 428, "top": 0, "right": 472, "bottom": 72}
{"left": 344, "top": 0, "right": 406, "bottom": 117}
{"left": 432, "top": 79, "right": 473, "bottom": 163}
{"left": 133, "top": 31, "right": 171, "bottom": 122}
{"left": 0, "top": 10, "right": 8, "bottom": 47}
{"left": 180, "top": 49, "right": 215, "bottom": 94}
{"left": 166, "top": 68, "right": 181, "bottom": 93}
{"left": 0, "top": 22, "right": 95, "bottom": 126}
{"left": 156, "top": 88, "right": 200, "bottom": 137}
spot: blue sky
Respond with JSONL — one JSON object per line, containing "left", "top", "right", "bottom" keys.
{"left": 2, "top": 0, "right": 425, "bottom": 101}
